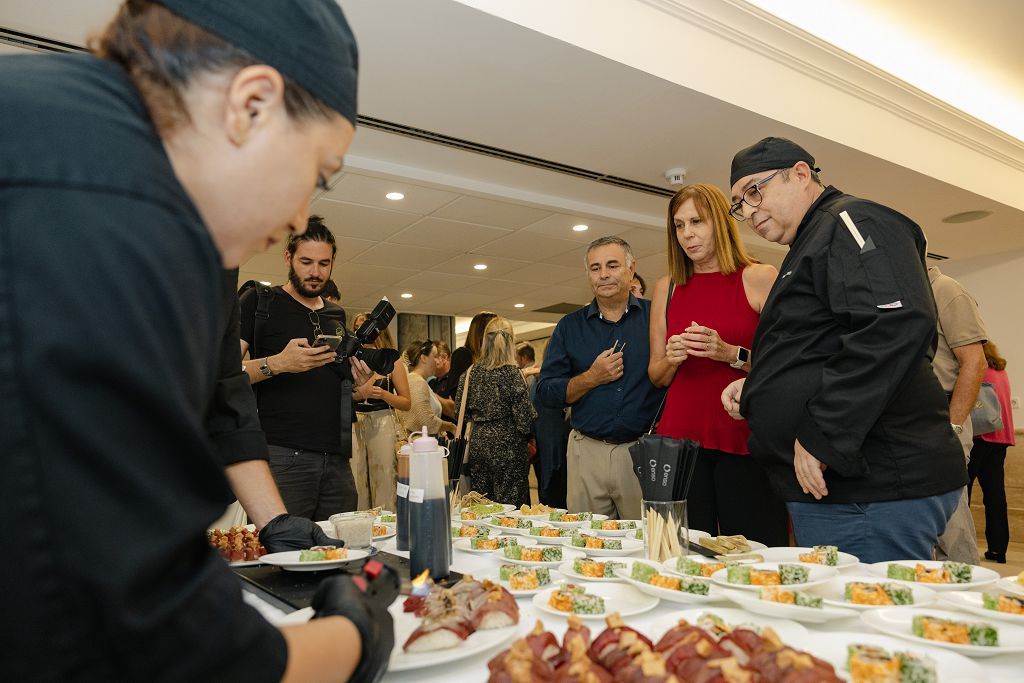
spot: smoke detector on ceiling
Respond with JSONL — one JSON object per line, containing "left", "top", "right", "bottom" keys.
{"left": 664, "top": 167, "right": 687, "bottom": 186}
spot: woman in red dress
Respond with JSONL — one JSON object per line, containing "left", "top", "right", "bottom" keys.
{"left": 648, "top": 183, "right": 789, "bottom": 547}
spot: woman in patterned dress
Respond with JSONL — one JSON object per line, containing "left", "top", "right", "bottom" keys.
{"left": 455, "top": 317, "right": 538, "bottom": 506}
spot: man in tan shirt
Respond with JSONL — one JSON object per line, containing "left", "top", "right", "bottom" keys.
{"left": 929, "top": 266, "right": 988, "bottom": 564}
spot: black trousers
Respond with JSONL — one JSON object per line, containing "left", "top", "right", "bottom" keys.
{"left": 533, "top": 458, "right": 568, "bottom": 508}
{"left": 968, "top": 438, "right": 1009, "bottom": 555}
{"left": 267, "top": 445, "right": 358, "bottom": 520}
{"left": 687, "top": 447, "right": 790, "bottom": 548}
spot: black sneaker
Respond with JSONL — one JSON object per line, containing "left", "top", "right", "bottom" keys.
{"left": 984, "top": 550, "right": 1006, "bottom": 564}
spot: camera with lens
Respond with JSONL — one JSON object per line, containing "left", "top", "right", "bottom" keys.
{"left": 318, "top": 297, "right": 400, "bottom": 375}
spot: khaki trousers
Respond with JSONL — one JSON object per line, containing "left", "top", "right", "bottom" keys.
{"left": 566, "top": 429, "right": 642, "bottom": 520}
{"left": 351, "top": 410, "right": 398, "bottom": 510}
{"left": 935, "top": 419, "right": 980, "bottom": 564}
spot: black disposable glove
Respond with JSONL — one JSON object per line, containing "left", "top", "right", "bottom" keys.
{"left": 259, "top": 513, "right": 340, "bottom": 553}
{"left": 312, "top": 560, "right": 399, "bottom": 683}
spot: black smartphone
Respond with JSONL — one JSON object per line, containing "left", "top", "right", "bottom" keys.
{"left": 313, "top": 335, "right": 343, "bottom": 351}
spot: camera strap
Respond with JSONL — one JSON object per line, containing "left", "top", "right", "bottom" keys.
{"left": 252, "top": 283, "right": 275, "bottom": 356}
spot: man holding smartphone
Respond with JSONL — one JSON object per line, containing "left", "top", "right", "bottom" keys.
{"left": 240, "top": 216, "right": 358, "bottom": 519}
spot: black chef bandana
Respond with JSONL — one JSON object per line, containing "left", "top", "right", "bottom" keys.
{"left": 155, "top": 0, "right": 359, "bottom": 126}
{"left": 730, "top": 137, "right": 819, "bottom": 188}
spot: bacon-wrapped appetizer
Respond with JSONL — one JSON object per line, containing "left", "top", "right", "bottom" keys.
{"left": 488, "top": 638, "right": 555, "bottom": 683}
{"left": 589, "top": 614, "right": 655, "bottom": 676}
{"left": 552, "top": 638, "right": 613, "bottom": 683}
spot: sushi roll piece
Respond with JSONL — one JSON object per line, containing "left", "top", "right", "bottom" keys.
{"left": 886, "top": 564, "right": 916, "bottom": 581}
{"left": 509, "top": 570, "right": 539, "bottom": 591}
{"left": 813, "top": 545, "right": 839, "bottom": 565}
{"left": 634, "top": 528, "right": 643, "bottom": 540}
{"left": 577, "top": 512, "right": 593, "bottom": 521}
{"left": 603, "top": 561, "right": 625, "bottom": 577}
{"left": 896, "top": 651, "right": 937, "bottom": 683}
{"left": 779, "top": 563, "right": 809, "bottom": 585}
{"left": 584, "top": 536, "right": 604, "bottom": 549}
{"left": 540, "top": 546, "right": 562, "bottom": 562}
{"left": 533, "top": 567, "right": 552, "bottom": 586}
{"left": 847, "top": 644, "right": 899, "bottom": 683}
{"left": 571, "top": 593, "right": 605, "bottom": 615}
{"left": 570, "top": 532, "right": 586, "bottom": 547}
{"left": 602, "top": 539, "right": 622, "bottom": 550}
{"left": 548, "top": 589, "right": 575, "bottom": 612}
{"left": 680, "top": 579, "right": 710, "bottom": 596}
{"left": 845, "top": 582, "right": 894, "bottom": 606}
{"left": 882, "top": 582, "right": 914, "bottom": 605}
{"left": 676, "top": 556, "right": 703, "bottom": 576}
{"left": 631, "top": 562, "right": 659, "bottom": 583}
{"left": 795, "top": 591, "right": 823, "bottom": 608}
{"left": 727, "top": 565, "right": 751, "bottom": 584}
{"left": 380, "top": 514, "right": 396, "bottom": 523}
{"left": 983, "top": 593, "right": 1024, "bottom": 614}
{"left": 519, "top": 547, "right": 543, "bottom": 562}
{"left": 942, "top": 560, "right": 973, "bottom": 584}
{"left": 502, "top": 545, "right": 523, "bottom": 560}
{"left": 499, "top": 564, "right": 519, "bottom": 581}
{"left": 496, "top": 537, "right": 519, "bottom": 548}
{"left": 750, "top": 568, "right": 781, "bottom": 586}
{"left": 470, "top": 537, "right": 499, "bottom": 550}
{"left": 299, "top": 548, "right": 326, "bottom": 562}
{"left": 516, "top": 518, "right": 533, "bottom": 529}
{"left": 915, "top": 564, "right": 951, "bottom": 584}
{"left": 967, "top": 622, "right": 999, "bottom": 647}
{"left": 649, "top": 575, "right": 682, "bottom": 591}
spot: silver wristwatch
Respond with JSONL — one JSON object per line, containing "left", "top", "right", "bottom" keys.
{"left": 259, "top": 357, "right": 274, "bottom": 377}
{"left": 730, "top": 346, "right": 750, "bottom": 369}
{"left": 951, "top": 423, "right": 964, "bottom": 435}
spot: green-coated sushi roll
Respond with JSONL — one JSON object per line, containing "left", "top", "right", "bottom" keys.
{"left": 603, "top": 539, "right": 622, "bottom": 550}
{"left": 779, "top": 564, "right": 809, "bottom": 585}
{"left": 896, "top": 651, "right": 937, "bottom": 683}
{"left": 499, "top": 564, "right": 519, "bottom": 581}
{"left": 883, "top": 582, "right": 914, "bottom": 605}
{"left": 572, "top": 593, "right": 605, "bottom": 614}
{"left": 502, "top": 545, "right": 523, "bottom": 560}
{"left": 942, "top": 560, "right": 973, "bottom": 584}
{"left": 887, "top": 564, "right": 916, "bottom": 581}
{"left": 631, "top": 562, "right": 659, "bottom": 583}
{"left": 968, "top": 622, "right": 999, "bottom": 646}
{"left": 794, "top": 591, "right": 823, "bottom": 608}
{"left": 540, "top": 546, "right": 562, "bottom": 562}
{"left": 681, "top": 579, "right": 711, "bottom": 596}
{"left": 727, "top": 565, "right": 751, "bottom": 584}
{"left": 812, "top": 545, "right": 839, "bottom": 566}
{"left": 677, "top": 556, "right": 703, "bottom": 576}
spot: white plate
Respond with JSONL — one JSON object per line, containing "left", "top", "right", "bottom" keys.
{"left": 994, "top": 576, "right": 1024, "bottom": 597}
{"left": 547, "top": 513, "right": 610, "bottom": 529}
{"left": 645, "top": 606, "right": 808, "bottom": 643}
{"left": 372, "top": 524, "right": 397, "bottom": 542}
{"left": 939, "top": 591, "right": 1024, "bottom": 624}
{"left": 226, "top": 558, "right": 265, "bottom": 567}
{"left": 588, "top": 519, "right": 641, "bottom": 537}
{"left": 867, "top": 561, "right": 1000, "bottom": 591}
{"left": 720, "top": 587, "right": 858, "bottom": 624}
{"left": 260, "top": 548, "right": 369, "bottom": 572}
{"left": 481, "top": 571, "right": 565, "bottom": 597}
{"left": 494, "top": 546, "right": 586, "bottom": 567}
{"left": 803, "top": 630, "right": 988, "bottom": 682}
{"left": 861, "top": 607, "right": 1024, "bottom": 657}
{"left": 390, "top": 602, "right": 521, "bottom": 672}
{"left": 453, "top": 536, "right": 537, "bottom": 554}
{"left": 755, "top": 546, "right": 859, "bottom": 569}
{"left": 709, "top": 562, "right": 838, "bottom": 591}
{"left": 557, "top": 557, "right": 638, "bottom": 583}
{"left": 614, "top": 562, "right": 725, "bottom": 605}
{"left": 810, "top": 574, "right": 937, "bottom": 611}
{"left": 532, "top": 582, "right": 659, "bottom": 620}
{"left": 569, "top": 536, "right": 643, "bottom": 557}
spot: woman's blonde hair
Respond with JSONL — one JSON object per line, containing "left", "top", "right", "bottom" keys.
{"left": 983, "top": 340, "right": 1007, "bottom": 371}
{"left": 666, "top": 183, "right": 754, "bottom": 285}
{"left": 477, "top": 317, "right": 516, "bottom": 370}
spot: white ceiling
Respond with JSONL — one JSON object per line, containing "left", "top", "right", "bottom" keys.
{"left": 3, "top": 0, "right": 1023, "bottom": 322}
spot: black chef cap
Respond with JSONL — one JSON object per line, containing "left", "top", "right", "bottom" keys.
{"left": 730, "top": 137, "right": 819, "bottom": 188}
{"left": 155, "top": 0, "right": 358, "bottom": 126}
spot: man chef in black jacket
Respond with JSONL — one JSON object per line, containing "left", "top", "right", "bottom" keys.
{"left": 0, "top": 1, "right": 397, "bottom": 681}
{"left": 721, "top": 137, "right": 967, "bottom": 564}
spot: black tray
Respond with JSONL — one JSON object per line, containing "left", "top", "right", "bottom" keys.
{"left": 234, "top": 550, "right": 463, "bottom": 610}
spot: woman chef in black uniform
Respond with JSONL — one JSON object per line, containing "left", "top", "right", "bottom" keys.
{"left": 0, "top": 1, "right": 396, "bottom": 681}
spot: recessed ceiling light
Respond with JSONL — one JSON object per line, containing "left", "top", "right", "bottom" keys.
{"left": 514, "top": 303, "right": 525, "bottom": 308}
{"left": 473, "top": 263, "right": 488, "bottom": 270}
{"left": 385, "top": 192, "right": 405, "bottom": 201}
{"left": 400, "top": 292, "right": 413, "bottom": 299}
{"left": 259, "top": 280, "right": 272, "bottom": 286}
{"left": 941, "top": 210, "right": 992, "bottom": 224}
{"left": 572, "top": 224, "right": 589, "bottom": 232}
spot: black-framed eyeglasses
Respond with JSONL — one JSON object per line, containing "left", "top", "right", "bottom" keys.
{"left": 308, "top": 310, "right": 323, "bottom": 340}
{"left": 729, "top": 168, "right": 785, "bottom": 222}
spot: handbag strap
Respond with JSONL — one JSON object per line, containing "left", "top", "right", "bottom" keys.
{"left": 454, "top": 364, "right": 474, "bottom": 439}
{"left": 646, "top": 280, "right": 676, "bottom": 434}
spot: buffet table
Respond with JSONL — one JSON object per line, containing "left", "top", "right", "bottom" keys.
{"left": 239, "top": 537, "right": 1024, "bottom": 682}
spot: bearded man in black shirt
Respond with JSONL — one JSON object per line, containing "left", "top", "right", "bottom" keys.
{"left": 240, "top": 217, "right": 359, "bottom": 520}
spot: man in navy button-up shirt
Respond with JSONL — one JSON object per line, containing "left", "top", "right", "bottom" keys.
{"left": 537, "top": 237, "right": 664, "bottom": 518}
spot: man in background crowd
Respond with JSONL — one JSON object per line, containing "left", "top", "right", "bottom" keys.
{"left": 929, "top": 266, "right": 987, "bottom": 564}
{"left": 722, "top": 137, "right": 966, "bottom": 563}
{"left": 240, "top": 217, "right": 358, "bottom": 520}
{"left": 537, "top": 236, "right": 663, "bottom": 519}
{"left": 517, "top": 342, "right": 540, "bottom": 396}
